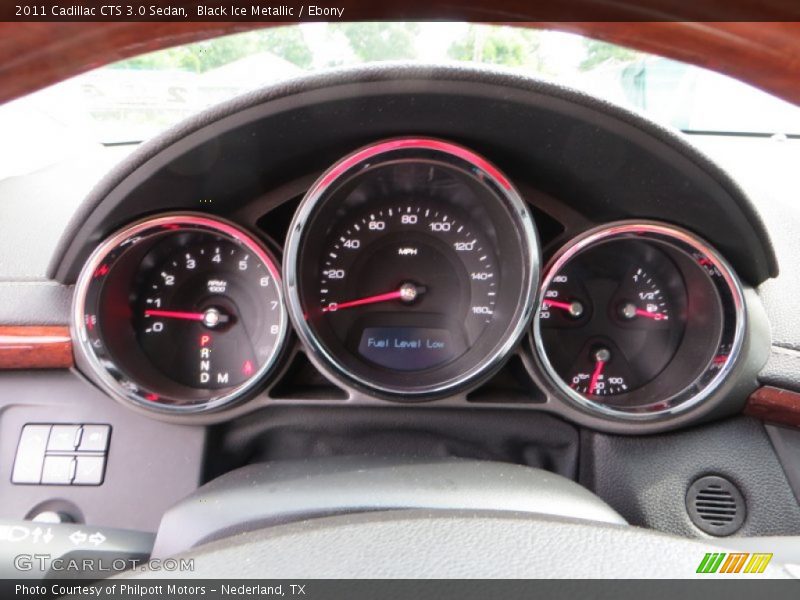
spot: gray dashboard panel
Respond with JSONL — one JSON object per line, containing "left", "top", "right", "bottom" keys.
{"left": 0, "top": 282, "right": 72, "bottom": 325}
{"left": 581, "top": 416, "right": 800, "bottom": 537}
{"left": 0, "top": 370, "right": 205, "bottom": 532}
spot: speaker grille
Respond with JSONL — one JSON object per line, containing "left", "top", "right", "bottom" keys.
{"left": 686, "top": 475, "right": 746, "bottom": 536}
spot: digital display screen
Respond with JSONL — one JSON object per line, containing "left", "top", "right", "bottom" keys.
{"left": 358, "top": 327, "right": 456, "bottom": 371}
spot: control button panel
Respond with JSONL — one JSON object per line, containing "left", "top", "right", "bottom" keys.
{"left": 11, "top": 424, "right": 110, "bottom": 486}
{"left": 10, "top": 425, "right": 50, "bottom": 484}
{"left": 47, "top": 425, "right": 81, "bottom": 452}
{"left": 41, "top": 456, "right": 75, "bottom": 485}
{"left": 78, "top": 425, "right": 110, "bottom": 452}
{"left": 73, "top": 455, "right": 106, "bottom": 485}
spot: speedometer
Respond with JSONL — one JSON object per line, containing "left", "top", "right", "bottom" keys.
{"left": 284, "top": 139, "right": 539, "bottom": 398}
{"left": 319, "top": 202, "right": 498, "bottom": 372}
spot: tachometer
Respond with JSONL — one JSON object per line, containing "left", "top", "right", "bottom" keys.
{"left": 73, "top": 214, "right": 288, "bottom": 413}
{"left": 284, "top": 138, "right": 539, "bottom": 397}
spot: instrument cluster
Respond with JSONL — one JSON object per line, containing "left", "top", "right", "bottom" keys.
{"left": 71, "top": 138, "right": 748, "bottom": 430}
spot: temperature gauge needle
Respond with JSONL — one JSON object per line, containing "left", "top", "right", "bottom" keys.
{"left": 543, "top": 298, "right": 584, "bottom": 318}
{"left": 322, "top": 282, "right": 426, "bottom": 312}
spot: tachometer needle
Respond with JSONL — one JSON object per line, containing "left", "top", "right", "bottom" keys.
{"left": 144, "top": 309, "right": 205, "bottom": 321}
{"left": 322, "top": 282, "right": 426, "bottom": 313}
{"left": 145, "top": 308, "right": 230, "bottom": 328}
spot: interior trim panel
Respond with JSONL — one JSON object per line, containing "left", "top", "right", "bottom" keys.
{"left": 0, "top": 326, "right": 73, "bottom": 370}
{"left": 747, "top": 386, "right": 800, "bottom": 429}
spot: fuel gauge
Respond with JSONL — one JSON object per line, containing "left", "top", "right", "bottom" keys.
{"left": 532, "top": 222, "right": 746, "bottom": 419}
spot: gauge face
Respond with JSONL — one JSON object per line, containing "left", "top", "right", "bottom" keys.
{"left": 285, "top": 138, "right": 539, "bottom": 397}
{"left": 540, "top": 244, "right": 686, "bottom": 398}
{"left": 73, "top": 215, "right": 288, "bottom": 413}
{"left": 136, "top": 238, "right": 279, "bottom": 390}
{"left": 318, "top": 202, "right": 498, "bottom": 373}
{"left": 533, "top": 222, "right": 745, "bottom": 419}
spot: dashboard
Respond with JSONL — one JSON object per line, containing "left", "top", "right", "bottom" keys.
{"left": 71, "top": 136, "right": 753, "bottom": 431}
{"left": 3, "top": 65, "right": 799, "bottom": 541}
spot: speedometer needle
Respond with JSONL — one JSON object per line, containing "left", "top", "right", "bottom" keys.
{"left": 322, "top": 283, "right": 426, "bottom": 313}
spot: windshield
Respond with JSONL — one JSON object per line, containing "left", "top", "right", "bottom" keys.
{"left": 2, "top": 22, "right": 800, "bottom": 179}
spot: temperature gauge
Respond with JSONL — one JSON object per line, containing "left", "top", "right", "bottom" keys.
{"left": 532, "top": 222, "right": 746, "bottom": 419}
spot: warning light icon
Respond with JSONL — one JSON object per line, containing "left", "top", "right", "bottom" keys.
{"left": 242, "top": 360, "right": 254, "bottom": 376}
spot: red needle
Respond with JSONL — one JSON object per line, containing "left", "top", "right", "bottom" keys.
{"left": 543, "top": 299, "right": 574, "bottom": 311}
{"left": 322, "top": 290, "right": 404, "bottom": 313}
{"left": 588, "top": 359, "right": 606, "bottom": 395}
{"left": 635, "top": 308, "right": 668, "bottom": 321}
{"left": 144, "top": 309, "right": 205, "bottom": 321}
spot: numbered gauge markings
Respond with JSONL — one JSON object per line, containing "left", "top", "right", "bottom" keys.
{"left": 72, "top": 215, "right": 288, "bottom": 413}
{"left": 284, "top": 138, "right": 539, "bottom": 397}
{"left": 532, "top": 222, "right": 745, "bottom": 419}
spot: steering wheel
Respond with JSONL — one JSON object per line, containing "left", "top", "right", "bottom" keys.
{"left": 121, "top": 457, "right": 791, "bottom": 578}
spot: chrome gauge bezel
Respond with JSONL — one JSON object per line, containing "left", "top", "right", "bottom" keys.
{"left": 283, "top": 138, "right": 540, "bottom": 398}
{"left": 532, "top": 221, "right": 746, "bottom": 420}
{"left": 71, "top": 213, "right": 289, "bottom": 414}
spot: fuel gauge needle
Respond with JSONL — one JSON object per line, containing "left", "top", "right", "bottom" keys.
{"left": 619, "top": 302, "right": 668, "bottom": 321}
{"left": 634, "top": 308, "right": 668, "bottom": 320}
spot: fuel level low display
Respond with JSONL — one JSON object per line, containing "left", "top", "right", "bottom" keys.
{"left": 538, "top": 239, "right": 686, "bottom": 400}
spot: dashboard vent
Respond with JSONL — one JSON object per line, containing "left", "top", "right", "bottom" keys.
{"left": 686, "top": 475, "right": 746, "bottom": 536}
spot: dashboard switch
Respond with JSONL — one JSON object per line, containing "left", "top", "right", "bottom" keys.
{"left": 13, "top": 423, "right": 110, "bottom": 486}
{"left": 73, "top": 455, "right": 106, "bottom": 485}
{"left": 78, "top": 425, "right": 110, "bottom": 452}
{"left": 11, "top": 425, "right": 51, "bottom": 484}
{"left": 47, "top": 424, "right": 81, "bottom": 451}
{"left": 41, "top": 456, "right": 76, "bottom": 485}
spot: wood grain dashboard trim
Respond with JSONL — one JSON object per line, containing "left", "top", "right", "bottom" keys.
{"left": 745, "top": 386, "right": 800, "bottom": 429}
{"left": 0, "top": 326, "right": 73, "bottom": 370}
